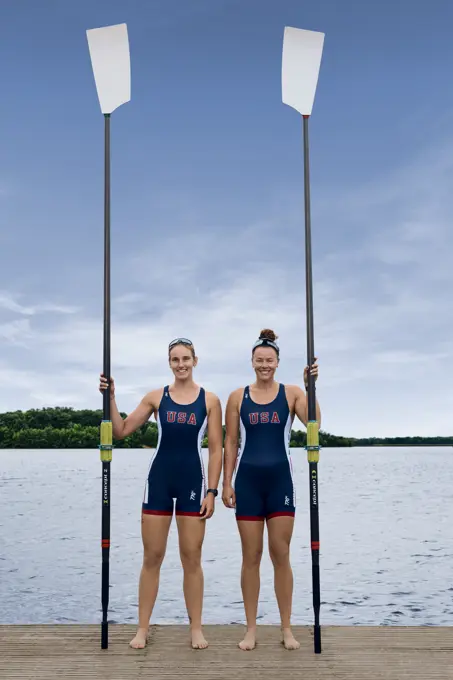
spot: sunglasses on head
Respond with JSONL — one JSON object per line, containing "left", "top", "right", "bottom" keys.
{"left": 168, "top": 337, "right": 193, "bottom": 350}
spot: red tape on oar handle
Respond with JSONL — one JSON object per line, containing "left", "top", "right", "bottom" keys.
{"left": 102, "top": 539, "right": 110, "bottom": 548}
{"left": 311, "top": 541, "right": 320, "bottom": 550}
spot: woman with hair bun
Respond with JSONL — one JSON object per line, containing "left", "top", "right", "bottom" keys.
{"left": 222, "top": 329, "right": 320, "bottom": 651}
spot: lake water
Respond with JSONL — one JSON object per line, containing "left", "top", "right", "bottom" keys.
{"left": 1, "top": 447, "right": 452, "bottom": 627}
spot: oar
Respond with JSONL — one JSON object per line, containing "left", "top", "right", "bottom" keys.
{"left": 281, "top": 26, "right": 325, "bottom": 654}
{"left": 86, "top": 22, "right": 131, "bottom": 650}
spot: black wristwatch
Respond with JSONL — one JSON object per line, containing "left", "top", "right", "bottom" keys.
{"left": 207, "top": 488, "right": 218, "bottom": 497}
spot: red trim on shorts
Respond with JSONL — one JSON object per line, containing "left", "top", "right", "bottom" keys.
{"left": 236, "top": 515, "right": 265, "bottom": 522}
{"left": 266, "top": 511, "right": 295, "bottom": 520}
{"left": 142, "top": 509, "right": 173, "bottom": 516}
{"left": 175, "top": 511, "right": 201, "bottom": 517}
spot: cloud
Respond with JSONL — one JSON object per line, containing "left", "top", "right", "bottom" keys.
{"left": 0, "top": 133, "right": 452, "bottom": 438}
{"left": 0, "top": 319, "right": 33, "bottom": 347}
{"left": 0, "top": 291, "right": 79, "bottom": 316}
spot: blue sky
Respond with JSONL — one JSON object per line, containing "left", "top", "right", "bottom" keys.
{"left": 1, "top": 0, "right": 452, "bottom": 438}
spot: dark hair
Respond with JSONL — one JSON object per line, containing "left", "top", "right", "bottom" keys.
{"left": 259, "top": 328, "right": 278, "bottom": 343}
{"left": 252, "top": 328, "right": 280, "bottom": 357}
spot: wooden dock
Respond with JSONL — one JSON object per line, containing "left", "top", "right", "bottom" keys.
{"left": 1, "top": 624, "right": 452, "bottom": 679}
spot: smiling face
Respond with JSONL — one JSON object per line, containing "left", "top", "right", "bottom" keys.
{"left": 252, "top": 346, "right": 279, "bottom": 382}
{"left": 169, "top": 343, "right": 197, "bottom": 380}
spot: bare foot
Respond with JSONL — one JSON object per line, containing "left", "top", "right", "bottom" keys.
{"left": 282, "top": 627, "right": 300, "bottom": 650}
{"left": 129, "top": 627, "right": 148, "bottom": 649}
{"left": 191, "top": 628, "right": 208, "bottom": 649}
{"left": 239, "top": 628, "right": 256, "bottom": 651}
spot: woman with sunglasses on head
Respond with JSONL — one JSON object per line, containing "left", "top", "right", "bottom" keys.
{"left": 99, "top": 337, "right": 223, "bottom": 650}
{"left": 222, "top": 328, "right": 320, "bottom": 651}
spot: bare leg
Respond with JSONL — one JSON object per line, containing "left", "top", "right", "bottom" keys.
{"left": 236, "top": 520, "right": 265, "bottom": 650}
{"left": 129, "top": 512, "right": 172, "bottom": 648}
{"left": 176, "top": 515, "right": 208, "bottom": 649}
{"left": 267, "top": 516, "right": 299, "bottom": 650}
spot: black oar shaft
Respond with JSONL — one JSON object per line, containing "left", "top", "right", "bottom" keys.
{"left": 100, "top": 113, "right": 112, "bottom": 650}
{"left": 303, "top": 116, "right": 316, "bottom": 415}
{"left": 303, "top": 115, "right": 321, "bottom": 654}
{"left": 101, "top": 459, "right": 111, "bottom": 648}
{"left": 103, "top": 113, "right": 111, "bottom": 416}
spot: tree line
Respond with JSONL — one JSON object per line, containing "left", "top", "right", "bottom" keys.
{"left": 0, "top": 407, "right": 451, "bottom": 449}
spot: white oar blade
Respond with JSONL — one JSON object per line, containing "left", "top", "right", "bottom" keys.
{"left": 86, "top": 23, "right": 131, "bottom": 114}
{"left": 282, "top": 27, "right": 325, "bottom": 116}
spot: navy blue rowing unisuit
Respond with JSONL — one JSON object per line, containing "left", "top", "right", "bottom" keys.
{"left": 233, "top": 383, "right": 295, "bottom": 521}
{"left": 142, "top": 386, "right": 207, "bottom": 516}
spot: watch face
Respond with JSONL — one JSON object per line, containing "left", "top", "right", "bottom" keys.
{"left": 208, "top": 489, "right": 218, "bottom": 497}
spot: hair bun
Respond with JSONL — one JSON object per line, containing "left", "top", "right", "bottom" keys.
{"left": 259, "top": 328, "right": 278, "bottom": 342}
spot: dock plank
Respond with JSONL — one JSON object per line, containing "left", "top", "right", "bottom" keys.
{"left": 0, "top": 624, "right": 452, "bottom": 679}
